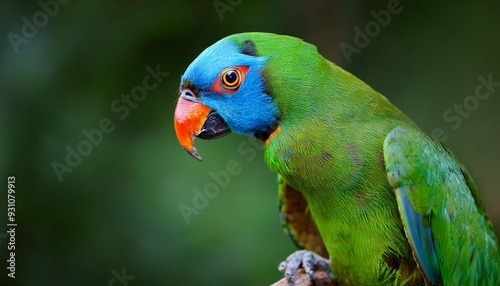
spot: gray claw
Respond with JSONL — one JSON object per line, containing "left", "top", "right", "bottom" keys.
{"left": 278, "top": 250, "right": 333, "bottom": 286}
{"left": 302, "top": 251, "right": 316, "bottom": 282}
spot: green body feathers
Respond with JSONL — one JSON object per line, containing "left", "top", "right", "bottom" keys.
{"left": 229, "top": 33, "right": 499, "bottom": 285}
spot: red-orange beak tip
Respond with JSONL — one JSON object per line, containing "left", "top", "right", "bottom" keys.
{"left": 187, "top": 147, "right": 202, "bottom": 161}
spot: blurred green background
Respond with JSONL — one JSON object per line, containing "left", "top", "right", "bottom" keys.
{"left": 1, "top": 1, "right": 500, "bottom": 285}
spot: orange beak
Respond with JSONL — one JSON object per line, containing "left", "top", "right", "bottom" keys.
{"left": 174, "top": 88, "right": 231, "bottom": 160}
{"left": 174, "top": 96, "right": 211, "bottom": 161}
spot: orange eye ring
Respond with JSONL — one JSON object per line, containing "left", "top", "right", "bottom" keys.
{"left": 221, "top": 68, "right": 242, "bottom": 90}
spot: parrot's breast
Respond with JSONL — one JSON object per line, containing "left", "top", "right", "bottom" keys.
{"left": 264, "top": 121, "right": 419, "bottom": 284}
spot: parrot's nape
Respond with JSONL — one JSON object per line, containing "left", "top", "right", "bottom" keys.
{"left": 173, "top": 32, "right": 499, "bottom": 285}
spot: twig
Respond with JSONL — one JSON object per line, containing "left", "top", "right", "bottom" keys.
{"left": 271, "top": 268, "right": 337, "bottom": 286}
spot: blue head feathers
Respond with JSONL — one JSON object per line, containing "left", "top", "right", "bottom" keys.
{"left": 180, "top": 36, "right": 280, "bottom": 137}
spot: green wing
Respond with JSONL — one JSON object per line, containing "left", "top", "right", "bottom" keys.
{"left": 384, "top": 126, "right": 499, "bottom": 285}
{"left": 278, "top": 175, "right": 328, "bottom": 258}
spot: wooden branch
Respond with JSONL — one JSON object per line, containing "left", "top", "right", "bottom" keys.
{"left": 271, "top": 268, "right": 337, "bottom": 286}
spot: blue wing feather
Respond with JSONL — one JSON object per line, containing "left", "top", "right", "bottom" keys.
{"left": 384, "top": 125, "right": 499, "bottom": 285}
{"left": 396, "top": 186, "right": 440, "bottom": 284}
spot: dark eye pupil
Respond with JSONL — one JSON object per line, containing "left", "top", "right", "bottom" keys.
{"left": 225, "top": 71, "right": 237, "bottom": 84}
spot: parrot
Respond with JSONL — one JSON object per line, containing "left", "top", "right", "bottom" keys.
{"left": 173, "top": 32, "right": 500, "bottom": 285}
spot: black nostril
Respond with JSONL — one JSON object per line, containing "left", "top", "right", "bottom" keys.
{"left": 180, "top": 90, "right": 198, "bottom": 102}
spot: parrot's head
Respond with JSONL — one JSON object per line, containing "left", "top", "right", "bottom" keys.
{"left": 174, "top": 33, "right": 284, "bottom": 160}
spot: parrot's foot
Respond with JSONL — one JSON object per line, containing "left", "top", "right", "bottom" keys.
{"left": 278, "top": 250, "right": 333, "bottom": 286}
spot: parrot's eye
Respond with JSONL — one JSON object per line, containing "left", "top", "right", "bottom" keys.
{"left": 212, "top": 66, "right": 248, "bottom": 93}
{"left": 221, "top": 68, "right": 242, "bottom": 90}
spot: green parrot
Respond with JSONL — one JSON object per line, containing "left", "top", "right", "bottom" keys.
{"left": 173, "top": 32, "right": 499, "bottom": 285}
